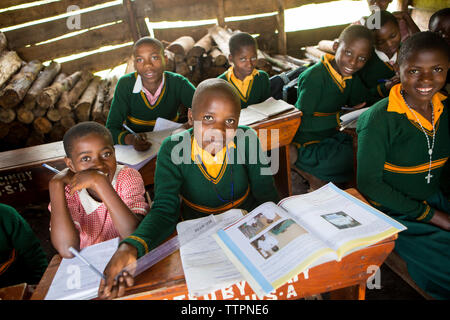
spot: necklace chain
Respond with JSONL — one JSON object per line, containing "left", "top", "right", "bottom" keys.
{"left": 400, "top": 90, "right": 435, "bottom": 184}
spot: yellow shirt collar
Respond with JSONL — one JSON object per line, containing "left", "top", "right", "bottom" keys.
{"left": 191, "top": 136, "right": 236, "bottom": 179}
{"left": 387, "top": 84, "right": 446, "bottom": 131}
{"left": 227, "top": 66, "right": 259, "bottom": 99}
{"left": 321, "top": 53, "right": 352, "bottom": 92}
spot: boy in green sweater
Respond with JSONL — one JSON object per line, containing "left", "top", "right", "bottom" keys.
{"left": 98, "top": 78, "right": 279, "bottom": 298}
{"left": 0, "top": 204, "right": 48, "bottom": 288}
{"left": 106, "top": 37, "right": 196, "bottom": 151}
{"left": 356, "top": 32, "right": 449, "bottom": 299}
{"left": 218, "top": 32, "right": 270, "bottom": 109}
{"left": 291, "top": 25, "right": 380, "bottom": 190}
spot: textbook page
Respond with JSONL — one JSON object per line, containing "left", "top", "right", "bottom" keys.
{"left": 177, "top": 209, "right": 246, "bottom": 297}
{"left": 340, "top": 107, "right": 369, "bottom": 129}
{"left": 213, "top": 202, "right": 336, "bottom": 298}
{"left": 247, "top": 97, "right": 295, "bottom": 117}
{"left": 278, "top": 183, "right": 406, "bottom": 259}
{"left": 45, "top": 238, "right": 119, "bottom": 300}
{"left": 239, "top": 108, "right": 268, "bottom": 126}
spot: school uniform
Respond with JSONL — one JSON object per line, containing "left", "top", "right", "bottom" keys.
{"left": 292, "top": 53, "right": 379, "bottom": 183}
{"left": 218, "top": 67, "right": 270, "bottom": 109}
{"left": 356, "top": 84, "right": 450, "bottom": 299}
{"left": 121, "top": 126, "right": 279, "bottom": 257}
{"left": 0, "top": 204, "right": 48, "bottom": 288}
{"left": 358, "top": 49, "right": 397, "bottom": 99}
{"left": 48, "top": 165, "right": 149, "bottom": 249}
{"left": 106, "top": 71, "right": 196, "bottom": 145}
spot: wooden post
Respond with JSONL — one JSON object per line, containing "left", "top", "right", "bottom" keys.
{"left": 123, "top": 0, "right": 140, "bottom": 42}
{"left": 275, "top": 0, "right": 287, "bottom": 55}
{"left": 216, "top": 0, "right": 225, "bottom": 27}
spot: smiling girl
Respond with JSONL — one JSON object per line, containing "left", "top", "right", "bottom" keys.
{"left": 356, "top": 32, "right": 450, "bottom": 299}
{"left": 49, "top": 121, "right": 149, "bottom": 257}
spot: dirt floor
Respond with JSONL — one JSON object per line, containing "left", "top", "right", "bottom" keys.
{"left": 14, "top": 169, "right": 426, "bottom": 300}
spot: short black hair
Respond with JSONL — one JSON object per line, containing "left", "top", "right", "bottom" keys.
{"left": 398, "top": 31, "right": 450, "bottom": 66}
{"left": 192, "top": 78, "right": 240, "bottom": 114}
{"left": 63, "top": 121, "right": 114, "bottom": 158}
{"left": 133, "top": 37, "right": 164, "bottom": 55}
{"left": 229, "top": 32, "right": 257, "bottom": 56}
{"left": 365, "top": 10, "right": 399, "bottom": 31}
{"left": 338, "top": 24, "right": 374, "bottom": 47}
{"left": 429, "top": 8, "right": 450, "bottom": 30}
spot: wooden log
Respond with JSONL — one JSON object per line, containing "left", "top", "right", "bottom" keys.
{"left": 25, "top": 131, "right": 45, "bottom": 147}
{"left": 258, "top": 50, "right": 293, "bottom": 71}
{"left": 304, "top": 46, "right": 326, "bottom": 62}
{"left": 16, "top": 106, "right": 34, "bottom": 124}
{"left": 36, "top": 71, "right": 78, "bottom": 109}
{"left": 206, "top": 66, "right": 227, "bottom": 78}
{"left": 167, "top": 36, "right": 195, "bottom": 57}
{"left": 0, "top": 32, "right": 7, "bottom": 53}
{"left": 60, "top": 115, "right": 76, "bottom": 130}
{"left": 0, "top": 123, "right": 9, "bottom": 140}
{"left": 187, "top": 33, "right": 212, "bottom": 60}
{"left": 256, "top": 50, "right": 273, "bottom": 74}
{"left": 33, "top": 106, "right": 47, "bottom": 118}
{"left": 269, "top": 54, "right": 301, "bottom": 70}
{"left": 274, "top": 54, "right": 309, "bottom": 67}
{"left": 164, "top": 50, "right": 175, "bottom": 72}
{"left": 104, "top": 75, "right": 119, "bottom": 115}
{"left": 318, "top": 40, "right": 335, "bottom": 54}
{"left": 75, "top": 76, "right": 101, "bottom": 122}
{"left": 48, "top": 123, "right": 66, "bottom": 142}
{"left": 33, "top": 117, "right": 52, "bottom": 135}
{"left": 0, "top": 51, "right": 22, "bottom": 88}
{"left": 175, "top": 61, "right": 190, "bottom": 77}
{"left": 208, "top": 25, "right": 233, "bottom": 57}
{"left": 23, "top": 61, "right": 61, "bottom": 110}
{"left": 57, "top": 71, "right": 93, "bottom": 117}
{"left": 46, "top": 107, "right": 61, "bottom": 123}
{"left": 125, "top": 56, "right": 135, "bottom": 74}
{"left": 91, "top": 79, "right": 108, "bottom": 122}
{"left": 3, "top": 121, "right": 29, "bottom": 149}
{"left": 0, "top": 107, "right": 15, "bottom": 124}
{"left": 210, "top": 47, "right": 227, "bottom": 66}
{"left": 0, "top": 60, "right": 42, "bottom": 109}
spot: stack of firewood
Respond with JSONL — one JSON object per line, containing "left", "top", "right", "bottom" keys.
{"left": 0, "top": 26, "right": 308, "bottom": 152}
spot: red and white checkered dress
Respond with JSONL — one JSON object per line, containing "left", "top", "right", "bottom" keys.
{"left": 49, "top": 166, "right": 149, "bottom": 249}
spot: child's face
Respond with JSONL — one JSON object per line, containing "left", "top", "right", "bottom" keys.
{"left": 333, "top": 38, "right": 372, "bottom": 77}
{"left": 189, "top": 92, "right": 240, "bottom": 156}
{"left": 65, "top": 133, "right": 117, "bottom": 183}
{"left": 134, "top": 43, "right": 166, "bottom": 86}
{"left": 367, "top": 0, "right": 391, "bottom": 11}
{"left": 430, "top": 17, "right": 450, "bottom": 46}
{"left": 398, "top": 49, "right": 449, "bottom": 106}
{"left": 229, "top": 45, "right": 258, "bottom": 80}
{"left": 374, "top": 20, "right": 401, "bottom": 58}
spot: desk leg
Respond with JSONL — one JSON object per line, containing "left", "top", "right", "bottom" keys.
{"left": 329, "top": 283, "right": 366, "bottom": 300}
{"left": 274, "top": 145, "right": 291, "bottom": 199}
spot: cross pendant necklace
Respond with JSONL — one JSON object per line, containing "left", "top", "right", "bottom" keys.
{"left": 401, "top": 90, "right": 435, "bottom": 184}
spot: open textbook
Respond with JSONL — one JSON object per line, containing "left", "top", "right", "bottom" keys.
{"left": 239, "top": 97, "right": 295, "bottom": 126}
{"left": 45, "top": 237, "right": 119, "bottom": 300}
{"left": 212, "top": 183, "right": 406, "bottom": 298}
{"left": 114, "top": 118, "right": 183, "bottom": 170}
{"left": 339, "top": 107, "right": 369, "bottom": 130}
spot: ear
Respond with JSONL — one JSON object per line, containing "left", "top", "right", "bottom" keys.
{"left": 228, "top": 54, "right": 233, "bottom": 64}
{"left": 393, "top": 61, "right": 399, "bottom": 74}
{"left": 187, "top": 108, "right": 194, "bottom": 126}
{"left": 64, "top": 157, "right": 76, "bottom": 173}
{"left": 332, "top": 41, "right": 339, "bottom": 53}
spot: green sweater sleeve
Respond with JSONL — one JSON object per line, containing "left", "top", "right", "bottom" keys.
{"left": 121, "top": 134, "right": 185, "bottom": 257}
{"left": 260, "top": 71, "right": 271, "bottom": 102}
{"left": 356, "top": 108, "right": 435, "bottom": 221}
{"left": 105, "top": 76, "right": 132, "bottom": 145}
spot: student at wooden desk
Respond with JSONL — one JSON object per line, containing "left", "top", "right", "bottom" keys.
{"left": 98, "top": 78, "right": 279, "bottom": 299}
{"left": 356, "top": 32, "right": 450, "bottom": 299}
{"left": 105, "top": 37, "right": 196, "bottom": 151}
{"left": 48, "top": 122, "right": 149, "bottom": 258}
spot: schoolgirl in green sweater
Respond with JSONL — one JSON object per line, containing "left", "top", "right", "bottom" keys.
{"left": 357, "top": 32, "right": 450, "bottom": 299}
{"left": 99, "top": 78, "right": 279, "bottom": 299}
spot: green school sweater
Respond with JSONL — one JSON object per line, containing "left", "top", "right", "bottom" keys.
{"left": 121, "top": 126, "right": 280, "bottom": 257}
{"left": 357, "top": 50, "right": 396, "bottom": 99}
{"left": 106, "top": 71, "right": 196, "bottom": 145}
{"left": 218, "top": 69, "right": 270, "bottom": 109}
{"left": 293, "top": 54, "right": 381, "bottom": 145}
{"left": 356, "top": 86, "right": 449, "bottom": 221}
{"left": 0, "top": 204, "right": 48, "bottom": 288}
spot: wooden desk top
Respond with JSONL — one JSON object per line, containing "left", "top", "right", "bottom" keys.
{"left": 31, "top": 188, "right": 397, "bottom": 301}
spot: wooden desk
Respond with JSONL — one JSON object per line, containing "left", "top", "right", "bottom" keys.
{"left": 31, "top": 188, "right": 397, "bottom": 301}
{"left": 0, "top": 109, "right": 301, "bottom": 206}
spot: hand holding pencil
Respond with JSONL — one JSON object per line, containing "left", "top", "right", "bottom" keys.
{"left": 122, "top": 124, "right": 151, "bottom": 152}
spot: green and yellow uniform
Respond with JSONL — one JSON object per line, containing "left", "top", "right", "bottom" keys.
{"left": 106, "top": 71, "right": 196, "bottom": 145}
{"left": 356, "top": 84, "right": 450, "bottom": 299}
{"left": 121, "top": 126, "right": 279, "bottom": 257}
{"left": 0, "top": 204, "right": 48, "bottom": 288}
{"left": 218, "top": 67, "right": 270, "bottom": 109}
{"left": 293, "top": 54, "right": 380, "bottom": 183}
{"left": 357, "top": 49, "right": 397, "bottom": 99}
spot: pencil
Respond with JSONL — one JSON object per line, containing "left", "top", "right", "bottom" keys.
{"left": 42, "top": 163, "right": 60, "bottom": 174}
{"left": 68, "top": 247, "right": 106, "bottom": 280}
{"left": 122, "top": 123, "right": 142, "bottom": 140}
